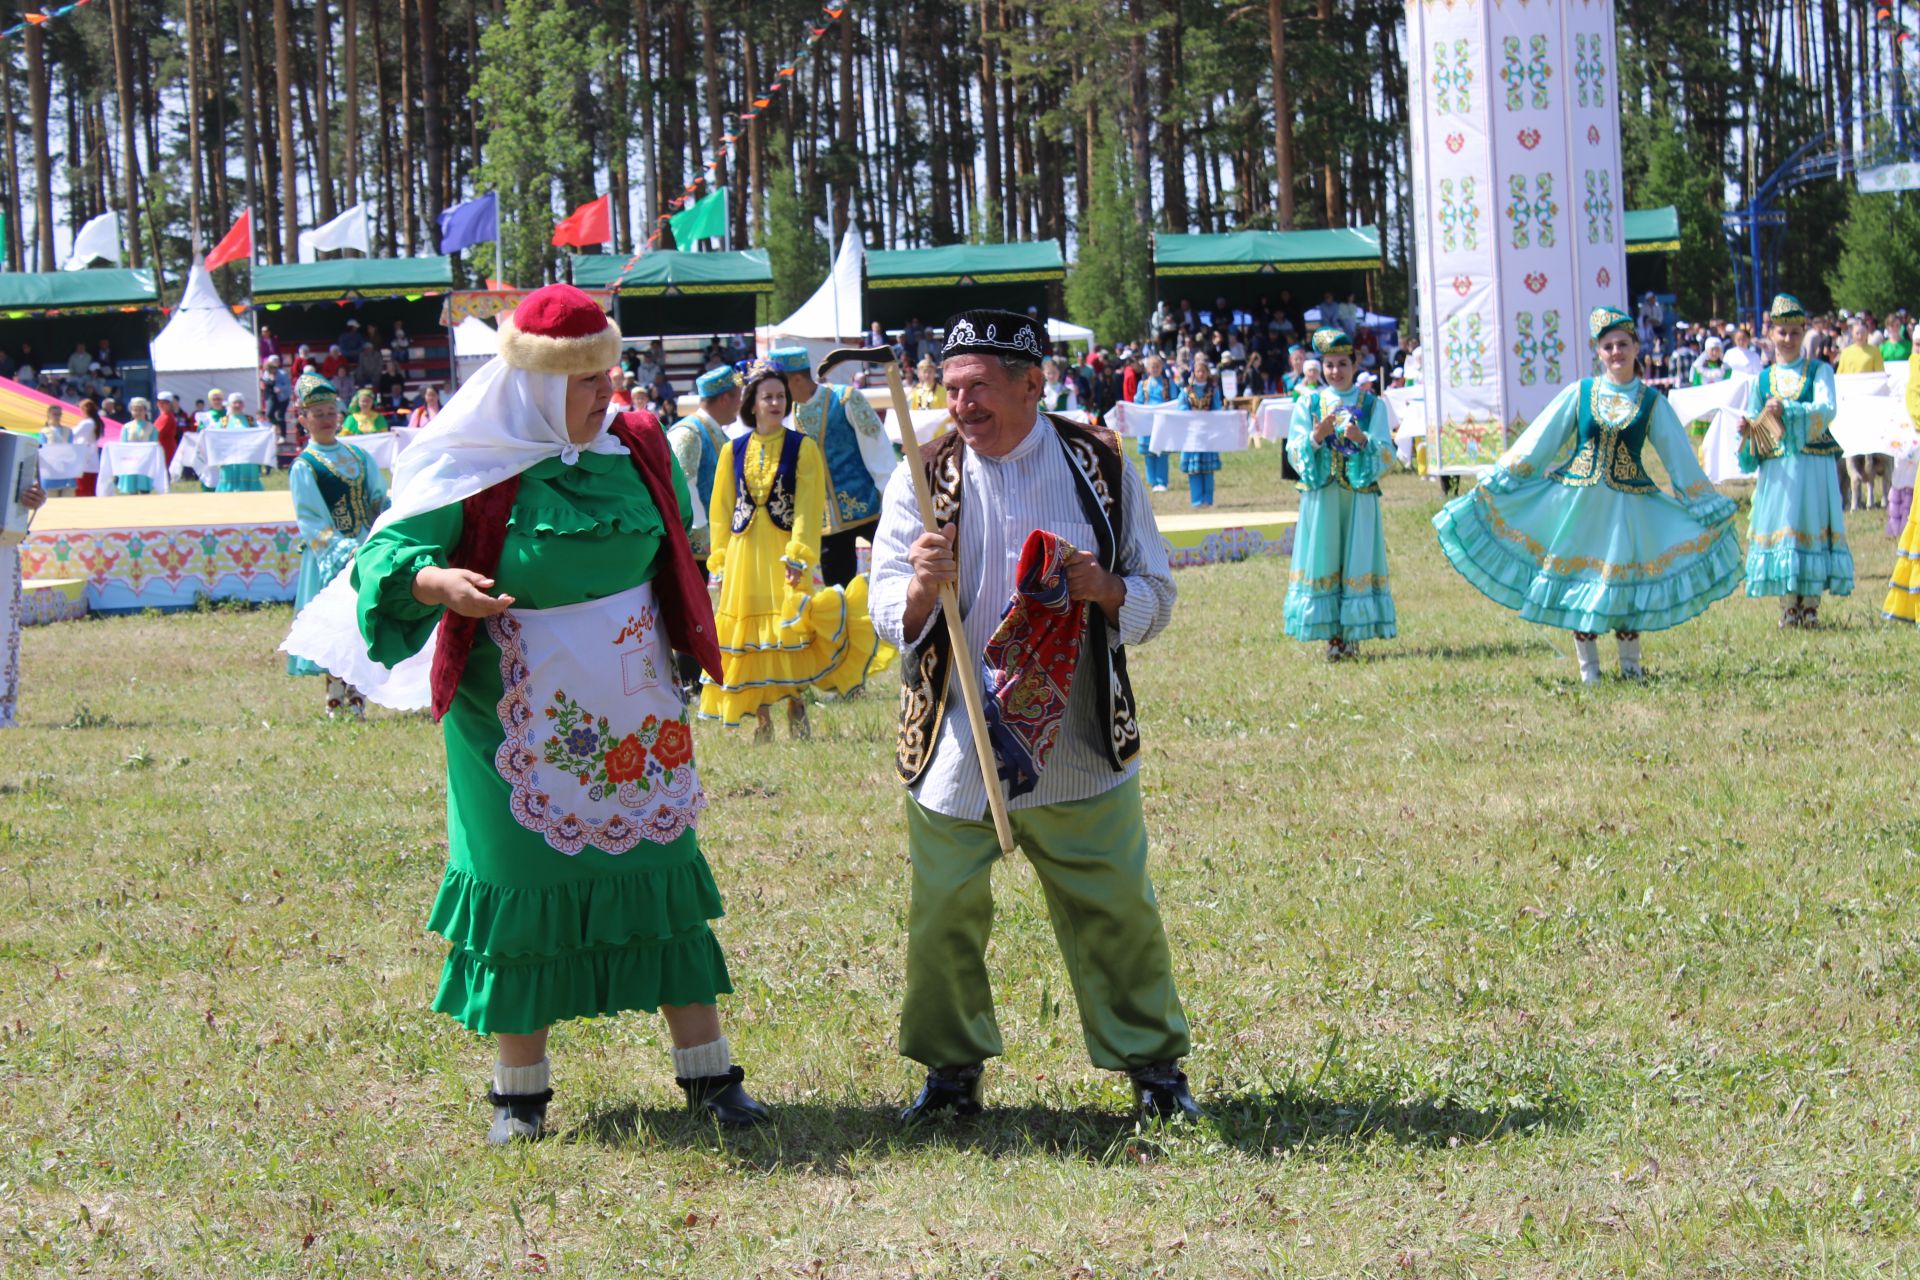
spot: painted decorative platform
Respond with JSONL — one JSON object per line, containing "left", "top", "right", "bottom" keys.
{"left": 18, "top": 493, "right": 300, "bottom": 614}
{"left": 20, "top": 577, "right": 88, "bottom": 627}
{"left": 1154, "top": 509, "right": 1297, "bottom": 569}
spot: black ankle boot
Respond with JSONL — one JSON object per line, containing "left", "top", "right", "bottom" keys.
{"left": 678, "top": 1065, "right": 770, "bottom": 1127}
{"left": 1129, "top": 1062, "right": 1201, "bottom": 1122}
{"left": 486, "top": 1088, "right": 552, "bottom": 1146}
{"left": 900, "top": 1063, "right": 984, "bottom": 1124}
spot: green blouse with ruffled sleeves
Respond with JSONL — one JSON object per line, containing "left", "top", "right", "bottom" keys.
{"left": 351, "top": 449, "right": 731, "bottom": 1036}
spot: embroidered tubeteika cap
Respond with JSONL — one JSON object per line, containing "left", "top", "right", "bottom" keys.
{"left": 939, "top": 309, "right": 1047, "bottom": 363}
{"left": 1311, "top": 327, "right": 1354, "bottom": 356}
{"left": 1589, "top": 306, "right": 1635, "bottom": 341}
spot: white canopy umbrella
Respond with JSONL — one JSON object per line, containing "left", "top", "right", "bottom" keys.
{"left": 756, "top": 228, "right": 865, "bottom": 380}
{"left": 1047, "top": 317, "right": 1095, "bottom": 348}
{"left": 451, "top": 315, "right": 498, "bottom": 386}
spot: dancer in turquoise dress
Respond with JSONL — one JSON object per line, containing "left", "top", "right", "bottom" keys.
{"left": 1434, "top": 306, "right": 1741, "bottom": 682}
{"left": 210, "top": 393, "right": 268, "bottom": 492}
{"left": 1284, "top": 327, "right": 1397, "bottom": 660}
{"left": 115, "top": 399, "right": 159, "bottom": 493}
{"left": 1736, "top": 293, "right": 1852, "bottom": 626}
{"left": 285, "top": 374, "right": 388, "bottom": 716}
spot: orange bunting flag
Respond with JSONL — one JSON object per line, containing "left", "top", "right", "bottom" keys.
{"left": 24, "top": 12, "right": 48, "bottom": 22}
{"left": 778, "top": 67, "right": 796, "bottom": 77}
{"left": 753, "top": 97, "right": 771, "bottom": 109}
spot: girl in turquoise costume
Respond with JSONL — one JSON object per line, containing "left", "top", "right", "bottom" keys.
{"left": 1173, "top": 355, "right": 1224, "bottom": 508}
{"left": 1133, "top": 353, "right": 1175, "bottom": 491}
{"left": 1284, "top": 327, "right": 1397, "bottom": 661}
{"left": 1433, "top": 306, "right": 1741, "bottom": 683}
{"left": 282, "top": 284, "right": 769, "bottom": 1145}
{"left": 1736, "top": 293, "right": 1852, "bottom": 626}
{"left": 285, "top": 373, "right": 388, "bottom": 717}
{"left": 209, "top": 392, "right": 268, "bottom": 492}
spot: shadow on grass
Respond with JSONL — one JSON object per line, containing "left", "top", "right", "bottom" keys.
{"left": 1404, "top": 637, "right": 1545, "bottom": 662}
{"left": 566, "top": 1083, "right": 1575, "bottom": 1169}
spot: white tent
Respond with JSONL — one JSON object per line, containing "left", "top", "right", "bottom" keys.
{"left": 452, "top": 315, "right": 498, "bottom": 386}
{"left": 1047, "top": 317, "right": 1095, "bottom": 348}
{"left": 150, "top": 259, "right": 259, "bottom": 409}
{"left": 756, "top": 228, "right": 865, "bottom": 382}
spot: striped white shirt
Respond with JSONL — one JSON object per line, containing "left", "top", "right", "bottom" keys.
{"left": 869, "top": 413, "right": 1177, "bottom": 821}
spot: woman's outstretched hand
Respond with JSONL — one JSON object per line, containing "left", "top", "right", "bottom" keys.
{"left": 413, "top": 566, "right": 515, "bottom": 617}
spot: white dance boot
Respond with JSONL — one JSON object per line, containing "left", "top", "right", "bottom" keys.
{"left": 1616, "top": 633, "right": 1643, "bottom": 680}
{"left": 1574, "top": 636, "right": 1601, "bottom": 684}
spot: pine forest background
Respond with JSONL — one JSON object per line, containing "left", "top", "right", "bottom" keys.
{"left": 7, "top": 0, "right": 1917, "bottom": 339}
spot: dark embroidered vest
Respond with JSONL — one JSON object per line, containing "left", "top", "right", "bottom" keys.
{"left": 295, "top": 444, "right": 381, "bottom": 536}
{"left": 895, "top": 413, "right": 1142, "bottom": 785}
{"left": 1304, "top": 388, "right": 1383, "bottom": 495}
{"left": 730, "top": 429, "right": 803, "bottom": 535}
{"left": 1762, "top": 360, "right": 1840, "bottom": 456}
{"left": 428, "top": 411, "right": 721, "bottom": 722}
{"left": 1550, "top": 379, "right": 1658, "bottom": 494}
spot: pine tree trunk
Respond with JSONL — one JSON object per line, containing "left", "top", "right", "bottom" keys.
{"left": 833, "top": 5, "right": 856, "bottom": 244}
{"left": 636, "top": 1, "right": 659, "bottom": 241}
{"left": 245, "top": 1, "right": 280, "bottom": 262}
{"left": 399, "top": 0, "right": 418, "bottom": 253}
{"left": 609, "top": 29, "right": 632, "bottom": 253}
{"left": 183, "top": 0, "right": 206, "bottom": 245}
{"left": 926, "top": 0, "right": 953, "bottom": 243}
{"left": 1127, "top": 0, "right": 1151, "bottom": 230}
{"left": 418, "top": 0, "right": 445, "bottom": 224}
{"left": 741, "top": 9, "right": 759, "bottom": 244}
{"left": 373, "top": 0, "right": 395, "bottom": 250}
{"left": 975, "top": 0, "right": 1002, "bottom": 238}
{"left": 0, "top": 50, "right": 22, "bottom": 270}
{"left": 274, "top": 0, "right": 298, "bottom": 257}
{"left": 1267, "top": 0, "right": 1295, "bottom": 227}
{"left": 701, "top": 0, "right": 726, "bottom": 244}
{"left": 1159, "top": 0, "right": 1188, "bottom": 234}
{"left": 342, "top": 0, "right": 359, "bottom": 204}
{"left": 313, "top": 0, "right": 336, "bottom": 220}
{"left": 107, "top": 0, "right": 142, "bottom": 266}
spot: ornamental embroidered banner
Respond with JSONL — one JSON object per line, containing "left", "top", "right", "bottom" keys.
{"left": 1406, "top": 0, "right": 1628, "bottom": 473}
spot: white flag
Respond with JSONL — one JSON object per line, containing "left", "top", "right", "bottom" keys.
{"left": 63, "top": 211, "right": 121, "bottom": 270}
{"left": 297, "top": 205, "right": 371, "bottom": 263}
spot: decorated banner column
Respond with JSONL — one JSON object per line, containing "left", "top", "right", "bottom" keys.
{"left": 1406, "top": 0, "right": 1628, "bottom": 473}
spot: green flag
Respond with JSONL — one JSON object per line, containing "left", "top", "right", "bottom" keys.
{"left": 669, "top": 189, "right": 728, "bottom": 248}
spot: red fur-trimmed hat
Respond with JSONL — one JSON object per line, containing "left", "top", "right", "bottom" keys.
{"left": 497, "top": 283, "right": 622, "bottom": 375}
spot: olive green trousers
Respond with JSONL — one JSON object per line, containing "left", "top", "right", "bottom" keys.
{"left": 899, "top": 777, "right": 1192, "bottom": 1072}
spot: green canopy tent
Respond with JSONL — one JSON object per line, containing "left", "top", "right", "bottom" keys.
{"left": 0, "top": 268, "right": 162, "bottom": 399}
{"left": 252, "top": 255, "right": 456, "bottom": 386}
{"left": 1624, "top": 206, "right": 1680, "bottom": 301}
{"left": 864, "top": 241, "right": 1065, "bottom": 332}
{"left": 1153, "top": 226, "right": 1383, "bottom": 327}
{"left": 570, "top": 249, "right": 773, "bottom": 336}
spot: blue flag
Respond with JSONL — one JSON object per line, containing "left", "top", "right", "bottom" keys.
{"left": 438, "top": 192, "right": 498, "bottom": 255}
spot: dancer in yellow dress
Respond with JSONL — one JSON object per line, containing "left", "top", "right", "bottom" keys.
{"left": 698, "top": 361, "right": 893, "bottom": 739}
{"left": 1886, "top": 493, "right": 1920, "bottom": 626}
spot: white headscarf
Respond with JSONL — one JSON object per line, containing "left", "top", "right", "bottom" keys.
{"left": 281, "top": 354, "right": 625, "bottom": 710}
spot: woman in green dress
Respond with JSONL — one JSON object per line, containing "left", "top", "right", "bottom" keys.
{"left": 283, "top": 284, "right": 768, "bottom": 1144}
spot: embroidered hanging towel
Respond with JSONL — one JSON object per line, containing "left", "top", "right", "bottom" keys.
{"left": 981, "top": 529, "right": 1089, "bottom": 798}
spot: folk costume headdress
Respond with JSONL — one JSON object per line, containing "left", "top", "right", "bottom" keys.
{"left": 1310, "top": 327, "right": 1354, "bottom": 357}
{"left": 695, "top": 365, "right": 742, "bottom": 399}
{"left": 1589, "top": 306, "right": 1635, "bottom": 342}
{"left": 293, "top": 372, "right": 338, "bottom": 409}
{"left": 1768, "top": 293, "right": 1808, "bottom": 323}
{"left": 282, "top": 283, "right": 629, "bottom": 709}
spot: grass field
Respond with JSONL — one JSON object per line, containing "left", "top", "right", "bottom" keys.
{"left": 3, "top": 450, "right": 1917, "bottom": 1278}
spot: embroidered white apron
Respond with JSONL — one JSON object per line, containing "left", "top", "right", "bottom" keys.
{"left": 487, "top": 581, "right": 706, "bottom": 855}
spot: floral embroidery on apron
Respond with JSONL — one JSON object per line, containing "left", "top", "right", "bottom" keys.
{"left": 489, "top": 581, "right": 706, "bottom": 854}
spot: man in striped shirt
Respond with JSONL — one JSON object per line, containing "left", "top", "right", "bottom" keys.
{"left": 869, "top": 309, "right": 1198, "bottom": 1125}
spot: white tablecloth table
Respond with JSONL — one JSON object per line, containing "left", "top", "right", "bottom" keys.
{"left": 96, "top": 440, "right": 171, "bottom": 494}
{"left": 34, "top": 441, "right": 85, "bottom": 486}
{"left": 1143, "top": 408, "right": 1249, "bottom": 455}
{"left": 173, "top": 426, "right": 277, "bottom": 480}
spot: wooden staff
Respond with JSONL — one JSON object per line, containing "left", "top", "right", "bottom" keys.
{"left": 816, "top": 346, "right": 1015, "bottom": 855}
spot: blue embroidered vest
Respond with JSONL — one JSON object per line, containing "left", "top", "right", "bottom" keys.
{"left": 802, "top": 386, "right": 882, "bottom": 531}
{"left": 294, "top": 444, "right": 381, "bottom": 536}
{"left": 1550, "top": 379, "right": 1658, "bottom": 494}
{"left": 673, "top": 413, "right": 725, "bottom": 511}
{"left": 1760, "top": 360, "right": 1840, "bottom": 456}
{"left": 730, "top": 430, "right": 803, "bottom": 535}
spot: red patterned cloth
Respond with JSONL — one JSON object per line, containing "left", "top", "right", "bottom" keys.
{"left": 981, "top": 529, "right": 1087, "bottom": 798}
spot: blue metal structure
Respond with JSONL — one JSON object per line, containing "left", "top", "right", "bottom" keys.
{"left": 1723, "top": 25, "right": 1920, "bottom": 323}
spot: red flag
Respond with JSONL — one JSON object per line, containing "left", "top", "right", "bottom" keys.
{"left": 205, "top": 210, "right": 253, "bottom": 270}
{"left": 550, "top": 194, "right": 611, "bottom": 248}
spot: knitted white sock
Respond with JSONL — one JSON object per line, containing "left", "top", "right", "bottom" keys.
{"left": 670, "top": 1036, "right": 732, "bottom": 1080}
{"left": 1617, "top": 634, "right": 1643, "bottom": 678}
{"left": 493, "top": 1058, "right": 551, "bottom": 1096}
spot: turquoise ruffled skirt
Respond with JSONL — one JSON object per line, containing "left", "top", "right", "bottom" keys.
{"left": 1744, "top": 453, "right": 1854, "bottom": 598}
{"left": 1434, "top": 478, "right": 1741, "bottom": 633}
{"left": 1284, "top": 486, "right": 1396, "bottom": 641}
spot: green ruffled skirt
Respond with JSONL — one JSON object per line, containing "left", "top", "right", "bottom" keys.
{"left": 429, "top": 640, "right": 733, "bottom": 1036}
